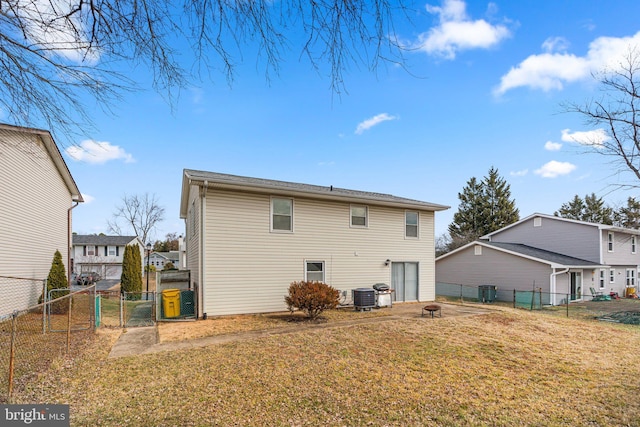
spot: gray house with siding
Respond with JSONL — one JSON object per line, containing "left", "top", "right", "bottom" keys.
{"left": 72, "top": 235, "right": 144, "bottom": 280}
{"left": 180, "top": 169, "right": 448, "bottom": 317}
{"left": 437, "top": 213, "right": 640, "bottom": 304}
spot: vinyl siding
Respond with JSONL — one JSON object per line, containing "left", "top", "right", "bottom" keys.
{"left": 200, "top": 188, "right": 436, "bottom": 315}
{"left": 437, "top": 244, "right": 553, "bottom": 294}
{"left": 0, "top": 129, "right": 73, "bottom": 280}
{"left": 489, "top": 217, "right": 601, "bottom": 262}
{"left": 601, "top": 230, "right": 640, "bottom": 266}
{"left": 185, "top": 185, "right": 201, "bottom": 313}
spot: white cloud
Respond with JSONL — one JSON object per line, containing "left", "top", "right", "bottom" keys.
{"left": 561, "top": 128, "right": 609, "bottom": 148}
{"left": 20, "top": 0, "right": 100, "bottom": 63}
{"left": 495, "top": 31, "right": 640, "bottom": 95}
{"left": 355, "top": 113, "right": 398, "bottom": 135}
{"left": 510, "top": 169, "right": 528, "bottom": 177}
{"left": 534, "top": 161, "right": 576, "bottom": 178}
{"left": 544, "top": 141, "right": 562, "bottom": 151}
{"left": 541, "top": 36, "right": 570, "bottom": 53}
{"left": 66, "top": 140, "right": 135, "bottom": 164}
{"left": 413, "top": 0, "right": 511, "bottom": 59}
{"left": 81, "top": 193, "right": 95, "bottom": 203}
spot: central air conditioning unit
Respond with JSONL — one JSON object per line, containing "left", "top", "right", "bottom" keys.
{"left": 353, "top": 288, "right": 376, "bottom": 311}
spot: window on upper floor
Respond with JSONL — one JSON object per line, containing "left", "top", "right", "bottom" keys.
{"left": 108, "top": 246, "right": 116, "bottom": 256}
{"left": 87, "top": 245, "right": 96, "bottom": 256}
{"left": 608, "top": 232, "right": 614, "bottom": 252}
{"left": 474, "top": 245, "right": 482, "bottom": 256}
{"left": 632, "top": 235, "right": 637, "bottom": 254}
{"left": 271, "top": 197, "right": 293, "bottom": 232}
{"left": 405, "top": 211, "right": 419, "bottom": 238}
{"left": 534, "top": 217, "right": 542, "bottom": 227}
{"left": 305, "top": 261, "right": 325, "bottom": 283}
{"left": 350, "top": 205, "right": 368, "bottom": 228}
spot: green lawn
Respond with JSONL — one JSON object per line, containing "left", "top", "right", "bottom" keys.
{"left": 14, "top": 308, "right": 640, "bottom": 426}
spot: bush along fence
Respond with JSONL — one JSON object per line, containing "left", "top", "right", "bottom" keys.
{"left": 436, "top": 282, "right": 640, "bottom": 321}
{"left": 0, "top": 281, "right": 96, "bottom": 403}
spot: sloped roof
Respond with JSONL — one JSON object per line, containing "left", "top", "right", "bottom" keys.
{"left": 483, "top": 242, "right": 603, "bottom": 267}
{"left": 73, "top": 235, "right": 140, "bottom": 246}
{"left": 180, "top": 169, "right": 449, "bottom": 218}
{"left": 0, "top": 123, "right": 83, "bottom": 202}
{"left": 482, "top": 213, "right": 640, "bottom": 239}
{"left": 437, "top": 240, "right": 606, "bottom": 269}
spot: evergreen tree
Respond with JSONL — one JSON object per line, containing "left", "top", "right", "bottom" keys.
{"left": 481, "top": 166, "right": 520, "bottom": 233}
{"left": 448, "top": 167, "right": 519, "bottom": 250}
{"left": 554, "top": 195, "right": 584, "bottom": 220}
{"left": 554, "top": 193, "right": 613, "bottom": 224}
{"left": 614, "top": 197, "right": 640, "bottom": 229}
{"left": 41, "top": 250, "right": 69, "bottom": 313}
{"left": 131, "top": 245, "right": 143, "bottom": 293}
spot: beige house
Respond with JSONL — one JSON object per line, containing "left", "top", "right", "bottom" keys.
{"left": 180, "top": 169, "right": 448, "bottom": 317}
{"left": 0, "top": 124, "right": 83, "bottom": 310}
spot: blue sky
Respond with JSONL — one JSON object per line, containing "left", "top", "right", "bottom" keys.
{"left": 53, "top": 0, "right": 640, "bottom": 242}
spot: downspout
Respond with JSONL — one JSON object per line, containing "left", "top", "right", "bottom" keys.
{"left": 67, "top": 200, "right": 80, "bottom": 284}
{"left": 550, "top": 268, "right": 569, "bottom": 305}
{"left": 199, "top": 181, "right": 208, "bottom": 318}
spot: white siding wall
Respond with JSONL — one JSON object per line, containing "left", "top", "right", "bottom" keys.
{"left": 185, "top": 185, "right": 201, "bottom": 313}
{"left": 0, "top": 129, "right": 74, "bottom": 312}
{"left": 601, "top": 230, "right": 640, "bottom": 265}
{"left": 200, "top": 189, "right": 436, "bottom": 316}
{"left": 0, "top": 130, "right": 72, "bottom": 281}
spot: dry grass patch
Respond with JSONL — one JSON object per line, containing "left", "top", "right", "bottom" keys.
{"left": 14, "top": 310, "right": 640, "bottom": 426}
{"left": 158, "top": 306, "right": 391, "bottom": 342}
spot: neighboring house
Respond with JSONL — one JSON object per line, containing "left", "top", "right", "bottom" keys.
{"left": 180, "top": 169, "right": 448, "bottom": 317}
{"left": 436, "top": 213, "right": 640, "bottom": 304}
{"left": 72, "top": 235, "right": 144, "bottom": 280}
{"left": 0, "top": 123, "right": 83, "bottom": 312}
{"left": 146, "top": 251, "right": 180, "bottom": 270}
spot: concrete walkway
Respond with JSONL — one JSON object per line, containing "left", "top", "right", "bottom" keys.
{"left": 108, "top": 302, "right": 493, "bottom": 359}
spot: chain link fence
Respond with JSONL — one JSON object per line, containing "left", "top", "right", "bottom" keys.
{"left": 0, "top": 276, "right": 46, "bottom": 319}
{"left": 0, "top": 284, "right": 96, "bottom": 403}
{"left": 436, "top": 282, "right": 640, "bottom": 322}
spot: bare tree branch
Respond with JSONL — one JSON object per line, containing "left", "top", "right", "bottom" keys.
{"left": 0, "top": 0, "right": 410, "bottom": 142}
{"left": 107, "top": 193, "right": 165, "bottom": 244}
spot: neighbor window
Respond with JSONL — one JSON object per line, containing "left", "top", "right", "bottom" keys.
{"left": 87, "top": 245, "right": 96, "bottom": 256}
{"left": 633, "top": 236, "right": 637, "bottom": 254}
{"left": 108, "top": 246, "right": 116, "bottom": 256}
{"left": 272, "top": 198, "right": 293, "bottom": 232}
{"left": 405, "top": 211, "right": 419, "bottom": 238}
{"left": 627, "top": 269, "right": 636, "bottom": 287}
{"left": 350, "top": 205, "right": 368, "bottom": 227}
{"left": 610, "top": 269, "right": 616, "bottom": 284}
{"left": 305, "top": 261, "right": 325, "bottom": 282}
{"left": 608, "top": 232, "right": 614, "bottom": 252}
{"left": 599, "top": 269, "right": 606, "bottom": 289}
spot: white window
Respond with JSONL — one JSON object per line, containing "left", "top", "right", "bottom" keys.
{"left": 610, "top": 269, "right": 616, "bottom": 283}
{"left": 87, "top": 245, "right": 96, "bottom": 256}
{"left": 305, "top": 261, "right": 325, "bottom": 282}
{"left": 534, "top": 217, "right": 542, "bottom": 227}
{"left": 350, "top": 205, "right": 368, "bottom": 227}
{"left": 632, "top": 236, "right": 637, "bottom": 254}
{"left": 608, "top": 232, "right": 614, "bottom": 252}
{"left": 599, "top": 269, "right": 606, "bottom": 289}
{"left": 626, "top": 269, "right": 636, "bottom": 287}
{"left": 108, "top": 246, "right": 116, "bottom": 256}
{"left": 474, "top": 245, "right": 482, "bottom": 256}
{"left": 272, "top": 198, "right": 293, "bottom": 232}
{"left": 405, "top": 211, "right": 419, "bottom": 238}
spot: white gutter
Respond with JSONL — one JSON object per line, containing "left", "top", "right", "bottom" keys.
{"left": 199, "top": 181, "right": 208, "bottom": 318}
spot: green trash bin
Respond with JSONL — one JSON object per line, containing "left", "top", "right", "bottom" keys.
{"left": 162, "top": 289, "right": 181, "bottom": 318}
{"left": 478, "top": 285, "right": 497, "bottom": 303}
{"left": 180, "top": 290, "right": 195, "bottom": 317}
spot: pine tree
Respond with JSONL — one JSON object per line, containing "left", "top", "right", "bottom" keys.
{"left": 481, "top": 166, "right": 520, "bottom": 233}
{"left": 448, "top": 168, "right": 519, "bottom": 251}
{"left": 42, "top": 250, "right": 69, "bottom": 313}
{"left": 614, "top": 197, "right": 640, "bottom": 229}
{"left": 554, "top": 193, "right": 613, "bottom": 224}
{"left": 121, "top": 244, "right": 143, "bottom": 299}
